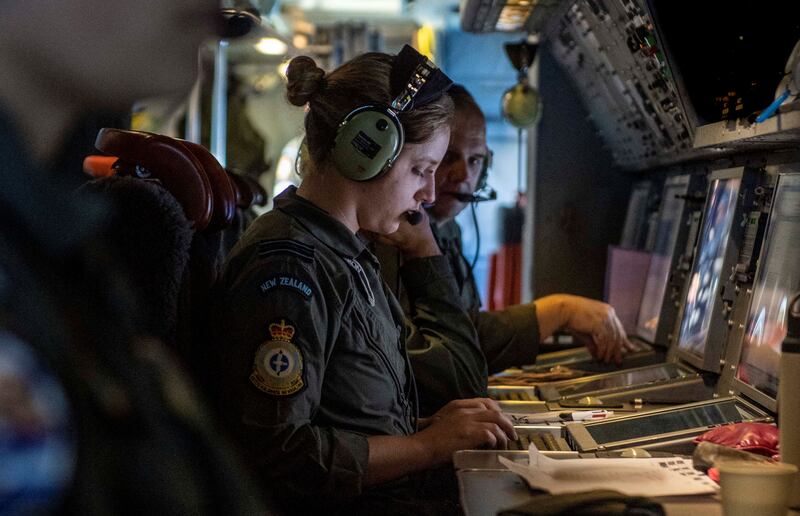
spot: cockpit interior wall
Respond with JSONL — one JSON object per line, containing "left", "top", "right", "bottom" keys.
{"left": 532, "top": 45, "right": 631, "bottom": 300}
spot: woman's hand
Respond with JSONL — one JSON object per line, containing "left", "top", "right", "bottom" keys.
{"left": 411, "top": 398, "right": 517, "bottom": 465}
{"left": 362, "top": 211, "right": 441, "bottom": 259}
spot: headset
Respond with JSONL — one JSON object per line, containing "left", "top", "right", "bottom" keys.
{"left": 331, "top": 46, "right": 443, "bottom": 182}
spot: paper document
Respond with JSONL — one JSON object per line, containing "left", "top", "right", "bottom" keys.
{"left": 499, "top": 445, "right": 718, "bottom": 497}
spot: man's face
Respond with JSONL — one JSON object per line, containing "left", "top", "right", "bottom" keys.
{"left": 428, "top": 109, "right": 488, "bottom": 223}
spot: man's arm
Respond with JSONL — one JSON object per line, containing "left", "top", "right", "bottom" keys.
{"left": 474, "top": 302, "right": 541, "bottom": 375}
{"left": 401, "top": 255, "right": 488, "bottom": 416}
{"left": 479, "top": 294, "right": 634, "bottom": 374}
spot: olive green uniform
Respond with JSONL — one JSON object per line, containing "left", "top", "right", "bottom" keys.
{"left": 209, "top": 186, "right": 485, "bottom": 512}
{"left": 377, "top": 219, "right": 541, "bottom": 375}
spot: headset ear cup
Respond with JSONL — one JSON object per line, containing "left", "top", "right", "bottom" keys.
{"left": 332, "top": 106, "right": 404, "bottom": 181}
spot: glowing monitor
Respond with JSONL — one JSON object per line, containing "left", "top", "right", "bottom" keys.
{"left": 677, "top": 177, "right": 741, "bottom": 357}
{"left": 636, "top": 177, "right": 689, "bottom": 342}
{"left": 736, "top": 174, "right": 800, "bottom": 400}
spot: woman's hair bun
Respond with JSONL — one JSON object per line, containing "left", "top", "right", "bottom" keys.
{"left": 286, "top": 56, "right": 326, "bottom": 106}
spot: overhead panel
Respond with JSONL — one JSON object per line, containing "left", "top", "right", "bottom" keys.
{"left": 460, "top": 0, "right": 568, "bottom": 34}
{"left": 544, "top": 0, "right": 692, "bottom": 171}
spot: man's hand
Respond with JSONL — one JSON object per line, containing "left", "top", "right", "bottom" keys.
{"left": 362, "top": 210, "right": 441, "bottom": 259}
{"left": 535, "top": 294, "right": 635, "bottom": 364}
{"left": 562, "top": 295, "right": 635, "bottom": 364}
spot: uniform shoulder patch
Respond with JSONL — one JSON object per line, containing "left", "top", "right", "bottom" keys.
{"left": 259, "top": 274, "right": 314, "bottom": 299}
{"left": 250, "top": 318, "right": 305, "bottom": 396}
{"left": 258, "top": 239, "right": 315, "bottom": 262}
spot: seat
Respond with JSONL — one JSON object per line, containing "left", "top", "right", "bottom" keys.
{"left": 93, "top": 128, "right": 214, "bottom": 231}
{"left": 227, "top": 169, "right": 268, "bottom": 209}
{"left": 179, "top": 139, "right": 237, "bottom": 232}
{"left": 84, "top": 129, "right": 268, "bottom": 364}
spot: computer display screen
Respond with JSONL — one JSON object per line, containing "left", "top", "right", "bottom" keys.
{"left": 620, "top": 182, "right": 652, "bottom": 249}
{"left": 586, "top": 399, "right": 743, "bottom": 445}
{"left": 636, "top": 179, "right": 689, "bottom": 342}
{"left": 677, "top": 177, "right": 741, "bottom": 357}
{"left": 736, "top": 175, "right": 800, "bottom": 399}
{"left": 556, "top": 363, "right": 683, "bottom": 398}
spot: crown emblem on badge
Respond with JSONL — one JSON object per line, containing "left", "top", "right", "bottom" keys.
{"left": 269, "top": 319, "right": 295, "bottom": 342}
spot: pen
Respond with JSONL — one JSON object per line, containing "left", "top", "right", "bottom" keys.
{"left": 509, "top": 410, "right": 613, "bottom": 424}
{"left": 559, "top": 410, "right": 613, "bottom": 421}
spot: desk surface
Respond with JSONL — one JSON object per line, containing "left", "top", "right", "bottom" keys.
{"left": 458, "top": 469, "right": 723, "bottom": 516}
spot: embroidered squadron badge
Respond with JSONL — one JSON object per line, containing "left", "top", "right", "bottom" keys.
{"left": 250, "top": 319, "right": 305, "bottom": 396}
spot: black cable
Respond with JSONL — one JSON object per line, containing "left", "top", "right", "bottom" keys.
{"left": 469, "top": 201, "right": 481, "bottom": 271}
{"left": 517, "top": 127, "right": 523, "bottom": 193}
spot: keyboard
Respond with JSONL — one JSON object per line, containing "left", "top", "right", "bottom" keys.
{"left": 491, "top": 390, "right": 537, "bottom": 401}
{"left": 511, "top": 432, "right": 569, "bottom": 451}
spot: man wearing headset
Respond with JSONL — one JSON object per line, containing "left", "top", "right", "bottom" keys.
{"left": 380, "top": 84, "right": 633, "bottom": 376}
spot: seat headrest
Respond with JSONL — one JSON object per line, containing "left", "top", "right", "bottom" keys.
{"left": 94, "top": 128, "right": 213, "bottom": 231}
{"left": 228, "top": 170, "right": 268, "bottom": 209}
{"left": 179, "top": 140, "right": 237, "bottom": 232}
{"left": 238, "top": 174, "right": 268, "bottom": 207}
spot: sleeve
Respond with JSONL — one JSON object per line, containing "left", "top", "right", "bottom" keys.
{"left": 214, "top": 249, "right": 369, "bottom": 507}
{"left": 474, "top": 302, "right": 541, "bottom": 375}
{"left": 401, "top": 255, "right": 488, "bottom": 416}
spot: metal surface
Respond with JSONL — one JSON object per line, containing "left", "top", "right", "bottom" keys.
{"left": 564, "top": 396, "right": 771, "bottom": 452}
{"left": 694, "top": 102, "right": 800, "bottom": 150}
{"left": 536, "top": 362, "right": 694, "bottom": 401}
{"left": 210, "top": 40, "right": 230, "bottom": 166}
{"left": 458, "top": 466, "right": 726, "bottom": 516}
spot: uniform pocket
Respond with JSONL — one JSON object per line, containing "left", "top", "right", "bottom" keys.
{"left": 352, "top": 308, "right": 405, "bottom": 398}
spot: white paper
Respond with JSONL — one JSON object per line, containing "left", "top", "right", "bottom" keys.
{"left": 499, "top": 445, "right": 718, "bottom": 497}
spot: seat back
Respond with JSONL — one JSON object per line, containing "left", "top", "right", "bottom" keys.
{"left": 94, "top": 128, "right": 214, "bottom": 231}
{"left": 85, "top": 129, "right": 271, "bottom": 380}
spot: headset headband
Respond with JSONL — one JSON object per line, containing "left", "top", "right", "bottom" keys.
{"left": 390, "top": 55, "right": 437, "bottom": 112}
{"left": 389, "top": 45, "right": 453, "bottom": 112}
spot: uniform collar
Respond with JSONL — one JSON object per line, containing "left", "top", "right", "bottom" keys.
{"left": 274, "top": 185, "right": 368, "bottom": 259}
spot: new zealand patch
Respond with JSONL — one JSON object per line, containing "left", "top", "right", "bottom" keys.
{"left": 250, "top": 319, "right": 305, "bottom": 396}
{"left": 259, "top": 274, "right": 314, "bottom": 299}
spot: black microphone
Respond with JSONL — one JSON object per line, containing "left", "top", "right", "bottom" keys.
{"left": 406, "top": 211, "right": 423, "bottom": 225}
{"left": 446, "top": 190, "right": 498, "bottom": 203}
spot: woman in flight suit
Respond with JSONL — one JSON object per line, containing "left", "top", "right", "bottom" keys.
{"left": 209, "top": 47, "right": 517, "bottom": 514}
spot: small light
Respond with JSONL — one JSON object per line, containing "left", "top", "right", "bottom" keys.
{"left": 293, "top": 34, "right": 309, "bottom": 49}
{"left": 256, "top": 37, "right": 289, "bottom": 56}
